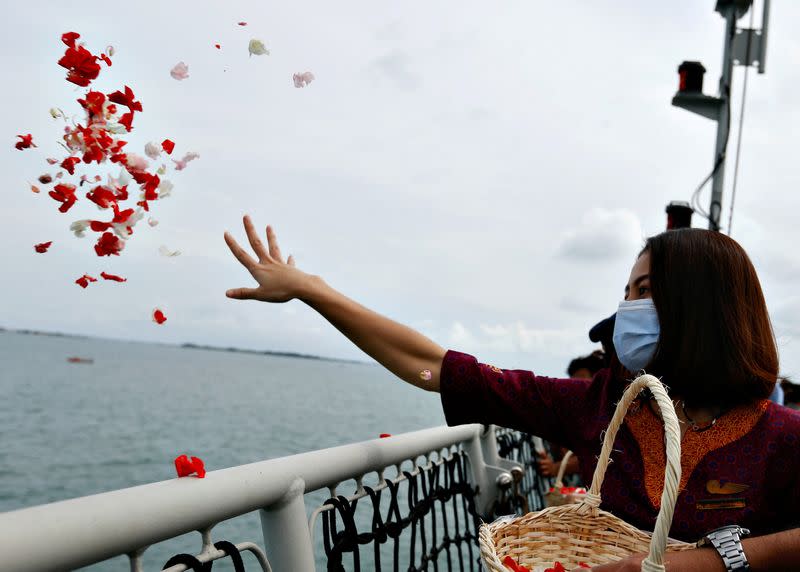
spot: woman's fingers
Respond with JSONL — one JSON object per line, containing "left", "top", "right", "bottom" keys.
{"left": 266, "top": 225, "right": 285, "bottom": 262}
{"left": 287, "top": 254, "right": 295, "bottom": 267}
{"left": 243, "top": 215, "right": 271, "bottom": 262}
{"left": 224, "top": 231, "right": 258, "bottom": 269}
{"left": 226, "top": 287, "right": 259, "bottom": 300}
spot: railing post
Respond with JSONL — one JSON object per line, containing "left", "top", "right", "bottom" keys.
{"left": 463, "top": 426, "right": 498, "bottom": 519}
{"left": 259, "top": 477, "right": 315, "bottom": 571}
{"left": 480, "top": 425, "right": 503, "bottom": 466}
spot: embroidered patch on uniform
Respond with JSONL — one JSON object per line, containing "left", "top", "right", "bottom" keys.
{"left": 696, "top": 497, "right": 747, "bottom": 511}
{"left": 625, "top": 399, "right": 768, "bottom": 508}
{"left": 706, "top": 480, "right": 750, "bottom": 495}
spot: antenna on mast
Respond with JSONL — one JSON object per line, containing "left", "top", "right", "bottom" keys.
{"left": 669, "top": 0, "right": 770, "bottom": 232}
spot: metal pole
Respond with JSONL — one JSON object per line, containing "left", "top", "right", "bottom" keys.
{"left": 259, "top": 477, "right": 316, "bottom": 571}
{"left": 463, "top": 430, "right": 495, "bottom": 518}
{"left": 709, "top": 4, "right": 738, "bottom": 231}
{"left": 759, "top": 0, "right": 770, "bottom": 74}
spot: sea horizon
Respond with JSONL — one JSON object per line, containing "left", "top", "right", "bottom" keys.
{"left": 0, "top": 325, "right": 369, "bottom": 366}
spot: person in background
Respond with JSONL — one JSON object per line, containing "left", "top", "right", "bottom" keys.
{"left": 781, "top": 377, "right": 800, "bottom": 410}
{"left": 567, "top": 351, "right": 607, "bottom": 380}
{"left": 589, "top": 314, "right": 616, "bottom": 367}
{"left": 536, "top": 350, "right": 607, "bottom": 479}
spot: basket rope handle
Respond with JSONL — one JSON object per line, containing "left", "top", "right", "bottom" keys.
{"left": 579, "top": 374, "right": 681, "bottom": 572}
{"left": 553, "top": 450, "right": 573, "bottom": 488}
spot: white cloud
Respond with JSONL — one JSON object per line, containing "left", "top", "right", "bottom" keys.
{"left": 447, "top": 321, "right": 477, "bottom": 348}
{"left": 443, "top": 320, "right": 597, "bottom": 374}
{"left": 558, "top": 208, "right": 644, "bottom": 262}
{"left": 368, "top": 50, "right": 419, "bottom": 90}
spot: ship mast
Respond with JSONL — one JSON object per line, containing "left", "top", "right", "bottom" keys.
{"left": 670, "top": 0, "right": 770, "bottom": 232}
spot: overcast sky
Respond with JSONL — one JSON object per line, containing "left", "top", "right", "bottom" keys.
{"left": 2, "top": 0, "right": 798, "bottom": 380}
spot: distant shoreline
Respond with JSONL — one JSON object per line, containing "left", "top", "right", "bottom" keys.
{"left": 0, "top": 327, "right": 366, "bottom": 365}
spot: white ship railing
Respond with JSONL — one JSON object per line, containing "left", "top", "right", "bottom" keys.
{"left": 0, "top": 424, "right": 529, "bottom": 572}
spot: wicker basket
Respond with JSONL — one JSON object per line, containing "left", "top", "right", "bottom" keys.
{"left": 480, "top": 375, "right": 695, "bottom": 572}
{"left": 543, "top": 450, "right": 586, "bottom": 508}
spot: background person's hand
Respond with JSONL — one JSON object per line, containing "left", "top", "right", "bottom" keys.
{"left": 536, "top": 450, "right": 559, "bottom": 478}
{"left": 224, "top": 215, "right": 309, "bottom": 303}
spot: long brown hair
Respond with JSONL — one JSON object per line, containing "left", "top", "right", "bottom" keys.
{"left": 643, "top": 228, "right": 778, "bottom": 408}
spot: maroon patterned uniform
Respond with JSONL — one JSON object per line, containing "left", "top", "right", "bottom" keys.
{"left": 439, "top": 350, "right": 800, "bottom": 542}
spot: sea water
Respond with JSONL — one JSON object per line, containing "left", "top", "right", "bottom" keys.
{"left": 0, "top": 331, "right": 449, "bottom": 571}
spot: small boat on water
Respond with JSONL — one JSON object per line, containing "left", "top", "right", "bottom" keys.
{"left": 66, "top": 357, "right": 94, "bottom": 364}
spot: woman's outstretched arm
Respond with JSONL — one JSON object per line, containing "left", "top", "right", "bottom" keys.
{"left": 224, "top": 215, "right": 446, "bottom": 391}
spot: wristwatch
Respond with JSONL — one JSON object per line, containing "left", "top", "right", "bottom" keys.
{"left": 696, "top": 525, "right": 751, "bottom": 571}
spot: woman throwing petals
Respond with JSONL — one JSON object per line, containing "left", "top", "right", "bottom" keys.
{"left": 224, "top": 215, "right": 800, "bottom": 572}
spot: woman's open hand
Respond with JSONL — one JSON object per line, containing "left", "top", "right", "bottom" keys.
{"left": 224, "top": 215, "right": 310, "bottom": 303}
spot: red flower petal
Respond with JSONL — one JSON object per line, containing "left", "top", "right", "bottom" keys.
{"left": 77, "top": 90, "right": 106, "bottom": 116}
{"left": 152, "top": 308, "right": 167, "bottom": 324}
{"left": 173, "top": 455, "right": 205, "bottom": 478}
{"left": 49, "top": 183, "right": 77, "bottom": 213}
{"left": 174, "top": 455, "right": 193, "bottom": 477}
{"left": 502, "top": 556, "right": 530, "bottom": 572}
{"left": 60, "top": 156, "right": 81, "bottom": 175}
{"left": 161, "top": 139, "right": 175, "bottom": 154}
{"left": 90, "top": 220, "right": 112, "bottom": 232}
{"left": 108, "top": 86, "right": 142, "bottom": 112}
{"left": 94, "top": 232, "right": 125, "bottom": 256}
{"left": 379, "top": 433, "right": 392, "bottom": 438}
{"left": 100, "top": 271, "right": 126, "bottom": 282}
{"left": 86, "top": 185, "right": 118, "bottom": 209}
{"left": 34, "top": 241, "right": 53, "bottom": 253}
{"left": 119, "top": 112, "right": 134, "bottom": 132}
{"left": 58, "top": 42, "right": 102, "bottom": 87}
{"left": 190, "top": 456, "right": 206, "bottom": 478}
{"left": 75, "top": 274, "right": 97, "bottom": 288}
{"left": 61, "top": 32, "right": 81, "bottom": 47}
{"left": 143, "top": 174, "right": 160, "bottom": 201}
{"left": 237, "top": 22, "right": 247, "bottom": 26}
{"left": 214, "top": 43, "right": 221, "bottom": 49}
{"left": 15, "top": 134, "right": 36, "bottom": 150}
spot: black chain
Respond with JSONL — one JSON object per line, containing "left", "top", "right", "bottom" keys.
{"left": 321, "top": 451, "right": 481, "bottom": 572}
{"left": 162, "top": 540, "right": 246, "bottom": 572}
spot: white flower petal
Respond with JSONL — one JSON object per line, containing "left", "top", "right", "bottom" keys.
{"left": 158, "top": 179, "right": 174, "bottom": 198}
{"left": 159, "top": 245, "right": 181, "bottom": 257}
{"left": 248, "top": 39, "right": 270, "bottom": 56}
{"left": 144, "top": 142, "right": 161, "bottom": 160}
{"left": 70, "top": 220, "right": 90, "bottom": 238}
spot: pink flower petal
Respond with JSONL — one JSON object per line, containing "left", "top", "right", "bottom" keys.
{"left": 170, "top": 61, "right": 189, "bottom": 81}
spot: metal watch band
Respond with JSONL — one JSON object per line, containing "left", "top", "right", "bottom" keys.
{"left": 699, "top": 526, "right": 751, "bottom": 572}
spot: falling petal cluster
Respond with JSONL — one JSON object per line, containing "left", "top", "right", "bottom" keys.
{"left": 19, "top": 32, "right": 201, "bottom": 323}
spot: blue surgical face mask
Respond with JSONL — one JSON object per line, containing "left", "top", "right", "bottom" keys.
{"left": 612, "top": 298, "right": 660, "bottom": 372}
